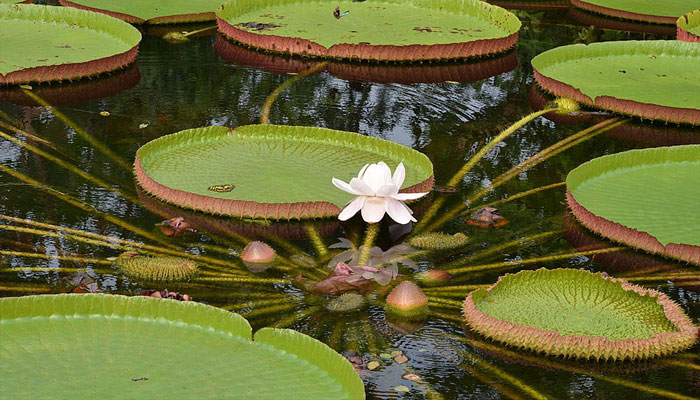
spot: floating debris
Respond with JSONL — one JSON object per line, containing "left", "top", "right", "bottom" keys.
{"left": 467, "top": 207, "right": 508, "bottom": 228}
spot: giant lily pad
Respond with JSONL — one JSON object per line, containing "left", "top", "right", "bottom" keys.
{"left": 0, "top": 294, "right": 365, "bottom": 398}
{"left": 215, "top": 36, "right": 518, "bottom": 84}
{"left": 0, "top": 65, "right": 140, "bottom": 106}
{"left": 135, "top": 125, "right": 433, "bottom": 220}
{"left": 678, "top": 9, "right": 700, "bottom": 42}
{"left": 571, "top": 0, "right": 697, "bottom": 24}
{"left": 216, "top": 0, "right": 521, "bottom": 62}
{"left": 532, "top": 40, "right": 700, "bottom": 125}
{"left": 567, "top": 145, "right": 700, "bottom": 265}
{"left": 58, "top": 0, "right": 225, "bottom": 24}
{"left": 463, "top": 268, "right": 699, "bottom": 360}
{"left": 0, "top": 4, "right": 141, "bottom": 85}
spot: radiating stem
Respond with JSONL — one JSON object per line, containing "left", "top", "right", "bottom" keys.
{"left": 0, "top": 165, "right": 177, "bottom": 248}
{"left": 441, "top": 231, "right": 559, "bottom": 270}
{"left": 272, "top": 306, "right": 321, "bottom": 329}
{"left": 0, "top": 250, "right": 112, "bottom": 265}
{"left": 416, "top": 108, "right": 557, "bottom": 232}
{"left": 303, "top": 222, "right": 327, "bottom": 256}
{"left": 448, "top": 247, "right": 625, "bottom": 276}
{"left": 466, "top": 182, "right": 566, "bottom": 214}
{"left": 0, "top": 120, "right": 55, "bottom": 149}
{"left": 196, "top": 276, "right": 288, "bottom": 285}
{"left": 0, "top": 284, "right": 52, "bottom": 293}
{"left": 0, "top": 129, "right": 138, "bottom": 204}
{"left": 451, "top": 334, "right": 696, "bottom": 400}
{"left": 426, "top": 296, "right": 462, "bottom": 309}
{"left": 21, "top": 89, "right": 132, "bottom": 171}
{"left": 245, "top": 303, "right": 298, "bottom": 319}
{"left": 420, "top": 117, "right": 625, "bottom": 234}
{"left": 468, "top": 118, "right": 625, "bottom": 205}
{"left": 357, "top": 223, "right": 380, "bottom": 265}
{"left": 461, "top": 350, "right": 552, "bottom": 400}
{"left": 260, "top": 62, "right": 329, "bottom": 124}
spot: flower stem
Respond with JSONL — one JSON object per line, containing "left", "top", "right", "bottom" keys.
{"left": 357, "top": 223, "right": 380, "bottom": 265}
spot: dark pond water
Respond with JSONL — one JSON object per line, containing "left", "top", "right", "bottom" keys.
{"left": 1, "top": 6, "right": 698, "bottom": 400}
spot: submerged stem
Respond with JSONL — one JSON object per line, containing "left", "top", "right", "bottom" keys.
{"left": 0, "top": 164, "right": 177, "bottom": 249}
{"left": 448, "top": 247, "right": 625, "bottom": 276}
{"left": 21, "top": 89, "right": 132, "bottom": 171}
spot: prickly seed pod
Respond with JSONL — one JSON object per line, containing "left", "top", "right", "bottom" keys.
{"left": 385, "top": 281, "right": 429, "bottom": 321}
{"left": 552, "top": 98, "right": 580, "bottom": 114}
{"left": 115, "top": 252, "right": 197, "bottom": 281}
{"left": 408, "top": 232, "right": 468, "bottom": 250}
{"left": 325, "top": 293, "right": 366, "bottom": 312}
{"left": 414, "top": 270, "right": 451, "bottom": 286}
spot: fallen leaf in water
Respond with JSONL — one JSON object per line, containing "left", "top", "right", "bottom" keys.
{"left": 390, "top": 350, "right": 402, "bottom": 357}
{"left": 394, "top": 386, "right": 410, "bottom": 392}
{"left": 99, "top": 111, "right": 110, "bottom": 117}
{"left": 138, "top": 123, "right": 149, "bottom": 129}
{"left": 379, "top": 353, "right": 392, "bottom": 359}
{"left": 394, "top": 355, "right": 409, "bottom": 364}
{"left": 366, "top": 361, "right": 380, "bottom": 370}
{"left": 402, "top": 373, "right": 421, "bottom": 381}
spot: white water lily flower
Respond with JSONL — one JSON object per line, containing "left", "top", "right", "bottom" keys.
{"left": 332, "top": 162, "right": 428, "bottom": 224}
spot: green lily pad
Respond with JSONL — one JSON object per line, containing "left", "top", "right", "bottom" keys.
{"left": 571, "top": 0, "right": 696, "bottom": 24}
{"left": 216, "top": 0, "right": 520, "bottom": 62}
{"left": 0, "top": 294, "right": 365, "bottom": 399}
{"left": 135, "top": 125, "right": 433, "bottom": 220}
{"left": 532, "top": 40, "right": 700, "bottom": 125}
{"left": 463, "top": 268, "right": 699, "bottom": 360}
{"left": 59, "top": 0, "right": 224, "bottom": 24}
{"left": 0, "top": 4, "right": 141, "bottom": 85}
{"left": 566, "top": 145, "right": 700, "bottom": 265}
{"left": 678, "top": 9, "right": 700, "bottom": 42}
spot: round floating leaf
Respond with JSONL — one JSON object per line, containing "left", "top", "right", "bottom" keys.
{"left": 216, "top": 0, "right": 521, "bottom": 62}
{"left": 0, "top": 294, "right": 365, "bottom": 399}
{"left": 532, "top": 40, "right": 700, "bottom": 125}
{"left": 0, "top": 4, "right": 141, "bottom": 85}
{"left": 59, "top": 0, "right": 224, "bottom": 24}
{"left": 463, "top": 268, "right": 699, "bottom": 360}
{"left": 214, "top": 36, "right": 519, "bottom": 84}
{"left": 571, "top": 0, "right": 696, "bottom": 24}
{"left": 566, "top": 145, "right": 700, "bottom": 265}
{"left": 135, "top": 125, "right": 433, "bottom": 219}
{"left": 678, "top": 9, "right": 700, "bottom": 42}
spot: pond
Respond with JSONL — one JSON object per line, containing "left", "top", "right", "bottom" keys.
{"left": 0, "top": 4, "right": 698, "bottom": 400}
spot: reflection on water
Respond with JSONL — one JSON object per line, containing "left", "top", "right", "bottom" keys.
{"left": 0, "top": 8, "right": 698, "bottom": 400}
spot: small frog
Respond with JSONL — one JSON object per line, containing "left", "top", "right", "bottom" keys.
{"left": 208, "top": 184, "right": 235, "bottom": 192}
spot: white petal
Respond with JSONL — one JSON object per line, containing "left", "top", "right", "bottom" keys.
{"left": 392, "top": 162, "right": 406, "bottom": 187}
{"left": 360, "top": 197, "right": 387, "bottom": 223}
{"left": 393, "top": 191, "right": 429, "bottom": 201}
{"left": 362, "top": 162, "right": 392, "bottom": 192}
{"left": 338, "top": 196, "right": 365, "bottom": 221}
{"left": 385, "top": 198, "right": 415, "bottom": 224}
{"left": 331, "top": 177, "right": 360, "bottom": 195}
{"left": 357, "top": 163, "right": 370, "bottom": 179}
{"left": 376, "top": 184, "right": 399, "bottom": 197}
{"left": 349, "top": 178, "right": 374, "bottom": 195}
